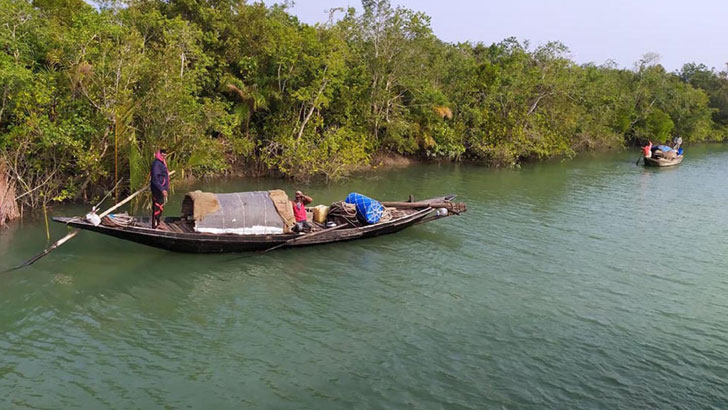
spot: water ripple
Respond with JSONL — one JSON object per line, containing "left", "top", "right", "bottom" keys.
{"left": 2, "top": 147, "right": 728, "bottom": 408}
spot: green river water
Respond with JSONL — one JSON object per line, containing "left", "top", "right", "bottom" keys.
{"left": 1, "top": 145, "right": 727, "bottom": 409}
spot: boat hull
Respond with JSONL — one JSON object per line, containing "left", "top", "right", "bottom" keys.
{"left": 643, "top": 155, "right": 683, "bottom": 167}
{"left": 53, "top": 208, "right": 439, "bottom": 253}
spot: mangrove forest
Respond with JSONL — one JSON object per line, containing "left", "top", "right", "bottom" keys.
{"left": 2, "top": 0, "right": 728, "bottom": 224}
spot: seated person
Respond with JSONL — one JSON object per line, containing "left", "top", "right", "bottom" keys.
{"left": 291, "top": 190, "right": 313, "bottom": 233}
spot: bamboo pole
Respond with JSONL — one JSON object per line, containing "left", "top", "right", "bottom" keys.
{"left": 98, "top": 169, "right": 175, "bottom": 219}
{"left": 380, "top": 201, "right": 458, "bottom": 209}
{"left": 114, "top": 114, "right": 119, "bottom": 202}
{"left": 260, "top": 223, "right": 345, "bottom": 254}
{"left": 42, "top": 201, "right": 50, "bottom": 242}
{"left": 10, "top": 171, "right": 175, "bottom": 270}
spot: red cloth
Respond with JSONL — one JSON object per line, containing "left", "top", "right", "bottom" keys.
{"left": 153, "top": 198, "right": 164, "bottom": 217}
{"left": 155, "top": 150, "right": 167, "bottom": 168}
{"left": 292, "top": 201, "right": 307, "bottom": 222}
{"left": 642, "top": 142, "right": 652, "bottom": 157}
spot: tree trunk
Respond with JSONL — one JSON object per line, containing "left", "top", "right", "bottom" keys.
{"left": 0, "top": 160, "right": 20, "bottom": 227}
{"left": 296, "top": 67, "right": 329, "bottom": 142}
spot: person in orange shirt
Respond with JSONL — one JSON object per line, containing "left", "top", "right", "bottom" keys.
{"left": 642, "top": 140, "right": 653, "bottom": 159}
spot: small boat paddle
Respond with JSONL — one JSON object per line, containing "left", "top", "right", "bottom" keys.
{"left": 260, "top": 223, "right": 346, "bottom": 254}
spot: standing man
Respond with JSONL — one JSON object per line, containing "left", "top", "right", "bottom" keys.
{"left": 291, "top": 190, "right": 312, "bottom": 233}
{"left": 150, "top": 149, "right": 169, "bottom": 229}
{"left": 642, "top": 140, "right": 653, "bottom": 159}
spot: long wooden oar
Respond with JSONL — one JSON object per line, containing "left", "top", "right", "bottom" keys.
{"left": 10, "top": 171, "right": 175, "bottom": 270}
{"left": 260, "top": 223, "right": 346, "bottom": 254}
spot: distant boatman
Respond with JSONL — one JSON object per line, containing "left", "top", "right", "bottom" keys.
{"left": 642, "top": 140, "right": 653, "bottom": 159}
{"left": 150, "top": 149, "right": 170, "bottom": 229}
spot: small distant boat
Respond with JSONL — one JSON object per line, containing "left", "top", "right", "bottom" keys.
{"left": 53, "top": 193, "right": 466, "bottom": 253}
{"left": 643, "top": 155, "right": 684, "bottom": 167}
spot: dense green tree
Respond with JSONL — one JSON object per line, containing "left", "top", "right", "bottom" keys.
{"left": 679, "top": 62, "right": 728, "bottom": 137}
{"left": 0, "top": 0, "right": 724, "bottom": 210}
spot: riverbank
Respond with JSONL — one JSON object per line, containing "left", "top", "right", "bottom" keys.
{"left": 4, "top": 141, "right": 725, "bottom": 227}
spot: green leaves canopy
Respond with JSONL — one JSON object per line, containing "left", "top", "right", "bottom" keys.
{"left": 0, "top": 0, "right": 724, "bottom": 207}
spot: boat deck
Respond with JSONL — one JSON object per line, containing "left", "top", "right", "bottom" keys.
{"left": 53, "top": 195, "right": 465, "bottom": 253}
{"left": 106, "top": 206, "right": 418, "bottom": 235}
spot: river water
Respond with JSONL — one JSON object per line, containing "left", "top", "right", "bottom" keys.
{"left": 1, "top": 145, "right": 727, "bottom": 409}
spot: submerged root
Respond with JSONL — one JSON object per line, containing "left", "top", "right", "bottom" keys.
{"left": 0, "top": 160, "right": 20, "bottom": 227}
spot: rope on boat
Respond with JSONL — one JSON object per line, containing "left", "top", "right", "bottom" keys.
{"left": 101, "top": 213, "right": 135, "bottom": 227}
{"left": 65, "top": 216, "right": 85, "bottom": 225}
{"left": 328, "top": 201, "right": 395, "bottom": 225}
{"left": 379, "top": 207, "right": 393, "bottom": 222}
{"left": 328, "top": 201, "right": 359, "bottom": 226}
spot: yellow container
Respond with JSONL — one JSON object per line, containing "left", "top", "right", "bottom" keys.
{"left": 312, "top": 205, "right": 329, "bottom": 223}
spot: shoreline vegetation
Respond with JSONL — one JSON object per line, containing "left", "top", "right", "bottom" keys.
{"left": 1, "top": 0, "right": 728, "bottom": 226}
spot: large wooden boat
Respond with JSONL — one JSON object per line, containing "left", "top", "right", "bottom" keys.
{"left": 643, "top": 154, "right": 683, "bottom": 167}
{"left": 52, "top": 195, "right": 466, "bottom": 253}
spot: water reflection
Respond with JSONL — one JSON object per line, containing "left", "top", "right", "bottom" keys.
{"left": 2, "top": 144, "right": 728, "bottom": 408}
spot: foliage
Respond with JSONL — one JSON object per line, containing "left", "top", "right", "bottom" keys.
{"left": 0, "top": 0, "right": 725, "bottom": 208}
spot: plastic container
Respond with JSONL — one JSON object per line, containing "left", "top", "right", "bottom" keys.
{"left": 313, "top": 205, "right": 330, "bottom": 223}
{"left": 85, "top": 212, "right": 101, "bottom": 226}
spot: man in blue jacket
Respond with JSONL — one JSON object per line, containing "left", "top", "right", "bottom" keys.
{"left": 150, "top": 149, "right": 170, "bottom": 229}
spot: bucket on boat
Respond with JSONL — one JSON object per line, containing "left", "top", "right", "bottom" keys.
{"left": 436, "top": 208, "right": 448, "bottom": 217}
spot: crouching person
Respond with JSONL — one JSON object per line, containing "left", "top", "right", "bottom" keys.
{"left": 291, "top": 190, "right": 312, "bottom": 233}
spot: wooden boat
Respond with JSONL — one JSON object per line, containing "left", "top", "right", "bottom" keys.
{"left": 52, "top": 195, "right": 466, "bottom": 253}
{"left": 643, "top": 154, "right": 683, "bottom": 167}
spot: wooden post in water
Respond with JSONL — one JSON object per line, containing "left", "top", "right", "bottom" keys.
{"left": 42, "top": 201, "right": 50, "bottom": 242}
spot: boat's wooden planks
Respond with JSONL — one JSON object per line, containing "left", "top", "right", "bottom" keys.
{"left": 644, "top": 155, "right": 684, "bottom": 167}
{"left": 52, "top": 196, "right": 464, "bottom": 253}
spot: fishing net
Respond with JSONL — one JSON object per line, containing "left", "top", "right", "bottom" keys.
{"left": 329, "top": 201, "right": 359, "bottom": 227}
{"left": 101, "top": 213, "right": 135, "bottom": 227}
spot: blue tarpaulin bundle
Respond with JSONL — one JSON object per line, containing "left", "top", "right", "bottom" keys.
{"left": 345, "top": 192, "right": 384, "bottom": 224}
